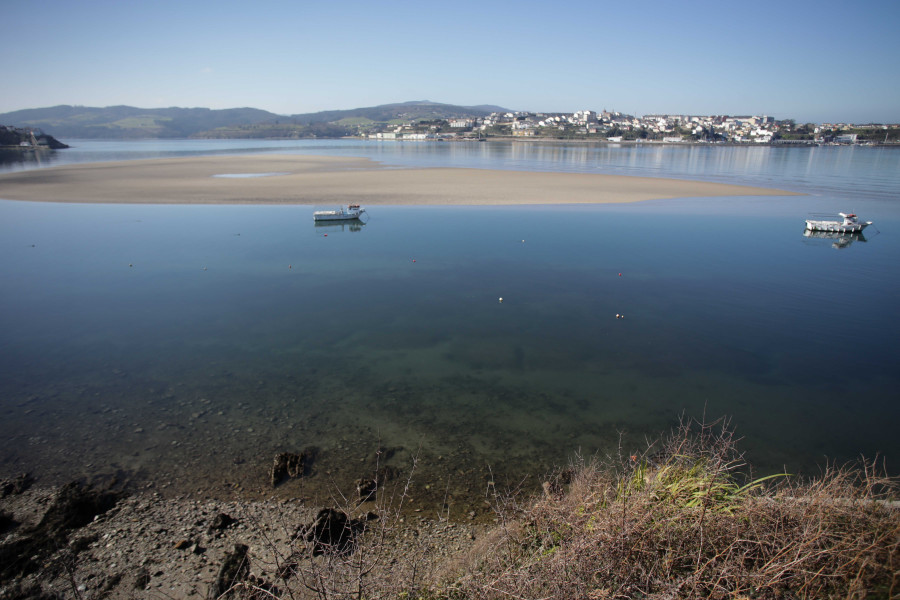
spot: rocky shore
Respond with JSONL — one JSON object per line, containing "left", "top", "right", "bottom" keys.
{"left": 0, "top": 471, "right": 480, "bottom": 599}
{"left": 0, "top": 126, "right": 69, "bottom": 150}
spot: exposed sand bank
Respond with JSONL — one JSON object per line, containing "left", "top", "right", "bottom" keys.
{"left": 0, "top": 154, "right": 802, "bottom": 205}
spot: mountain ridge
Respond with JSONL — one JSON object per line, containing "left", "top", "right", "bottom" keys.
{"left": 0, "top": 101, "right": 511, "bottom": 139}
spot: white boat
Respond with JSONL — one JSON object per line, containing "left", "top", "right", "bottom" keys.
{"left": 313, "top": 204, "right": 365, "bottom": 221}
{"left": 805, "top": 212, "right": 872, "bottom": 233}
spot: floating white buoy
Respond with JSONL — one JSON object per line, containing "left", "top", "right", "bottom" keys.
{"left": 616, "top": 313, "right": 620, "bottom": 318}
{"left": 499, "top": 297, "right": 503, "bottom": 303}
{"left": 521, "top": 240, "right": 525, "bottom": 243}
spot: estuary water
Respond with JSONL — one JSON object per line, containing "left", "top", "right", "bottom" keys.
{"left": 1, "top": 140, "right": 898, "bottom": 511}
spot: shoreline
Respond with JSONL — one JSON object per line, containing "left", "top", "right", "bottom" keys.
{"left": 2, "top": 430, "right": 894, "bottom": 599}
{"left": 0, "top": 154, "right": 802, "bottom": 205}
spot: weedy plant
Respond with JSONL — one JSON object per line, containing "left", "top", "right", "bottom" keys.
{"left": 452, "top": 417, "right": 899, "bottom": 599}
{"left": 212, "top": 420, "right": 899, "bottom": 599}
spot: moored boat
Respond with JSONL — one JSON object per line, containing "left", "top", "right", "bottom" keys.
{"left": 805, "top": 212, "right": 871, "bottom": 233}
{"left": 313, "top": 204, "right": 365, "bottom": 221}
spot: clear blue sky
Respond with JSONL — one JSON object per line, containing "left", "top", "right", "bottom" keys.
{"left": 3, "top": 0, "right": 899, "bottom": 123}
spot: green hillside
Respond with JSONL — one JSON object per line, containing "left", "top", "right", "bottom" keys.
{"left": 0, "top": 101, "right": 509, "bottom": 140}
{"left": 288, "top": 100, "right": 506, "bottom": 124}
{"left": 0, "top": 105, "right": 279, "bottom": 139}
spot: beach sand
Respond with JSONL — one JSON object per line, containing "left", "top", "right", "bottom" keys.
{"left": 0, "top": 154, "right": 801, "bottom": 205}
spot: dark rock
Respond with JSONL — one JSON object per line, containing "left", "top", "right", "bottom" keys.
{"left": 0, "top": 581, "right": 56, "bottom": 600}
{"left": 270, "top": 447, "right": 317, "bottom": 487}
{"left": 376, "top": 445, "right": 404, "bottom": 461}
{"left": 298, "top": 508, "right": 378, "bottom": 556}
{"left": 277, "top": 560, "right": 298, "bottom": 580}
{"left": 208, "top": 512, "right": 238, "bottom": 533}
{"left": 0, "top": 510, "right": 17, "bottom": 534}
{"left": 0, "top": 481, "right": 122, "bottom": 582}
{"left": 211, "top": 543, "right": 250, "bottom": 598}
{"left": 69, "top": 533, "right": 97, "bottom": 554}
{"left": 35, "top": 481, "right": 121, "bottom": 534}
{"left": 98, "top": 573, "right": 123, "bottom": 595}
{"left": 377, "top": 465, "right": 401, "bottom": 482}
{"left": 356, "top": 478, "right": 377, "bottom": 502}
{"left": 133, "top": 567, "right": 151, "bottom": 590}
{"left": 245, "top": 574, "right": 281, "bottom": 598}
{"left": 0, "top": 473, "right": 34, "bottom": 498}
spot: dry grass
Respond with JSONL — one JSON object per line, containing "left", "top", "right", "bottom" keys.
{"left": 216, "top": 420, "right": 899, "bottom": 599}
{"left": 451, "top": 418, "right": 900, "bottom": 599}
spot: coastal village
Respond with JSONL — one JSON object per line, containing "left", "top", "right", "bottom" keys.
{"left": 2, "top": 103, "right": 899, "bottom": 146}
{"left": 365, "top": 110, "right": 897, "bottom": 144}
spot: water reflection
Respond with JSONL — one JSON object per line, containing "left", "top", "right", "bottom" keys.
{"left": 313, "top": 219, "right": 366, "bottom": 233}
{"left": 802, "top": 229, "right": 868, "bottom": 249}
{"left": 0, "top": 148, "right": 62, "bottom": 171}
{"left": 4, "top": 140, "right": 900, "bottom": 203}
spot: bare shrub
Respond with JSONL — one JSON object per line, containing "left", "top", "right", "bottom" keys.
{"left": 213, "top": 449, "right": 443, "bottom": 600}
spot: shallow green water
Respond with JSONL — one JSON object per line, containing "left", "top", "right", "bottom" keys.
{"left": 1, "top": 197, "right": 898, "bottom": 512}
{"left": 2, "top": 142, "right": 899, "bottom": 511}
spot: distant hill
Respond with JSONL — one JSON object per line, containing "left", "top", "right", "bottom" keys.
{"left": 287, "top": 100, "right": 508, "bottom": 125}
{"left": 0, "top": 105, "right": 280, "bottom": 139}
{"left": 0, "top": 101, "right": 510, "bottom": 140}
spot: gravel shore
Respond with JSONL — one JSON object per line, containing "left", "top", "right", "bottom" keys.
{"left": 1, "top": 477, "right": 482, "bottom": 599}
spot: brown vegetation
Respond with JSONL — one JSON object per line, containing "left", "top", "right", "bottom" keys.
{"left": 452, "top": 419, "right": 899, "bottom": 599}
{"left": 2, "top": 421, "right": 896, "bottom": 599}
{"left": 218, "top": 419, "right": 899, "bottom": 599}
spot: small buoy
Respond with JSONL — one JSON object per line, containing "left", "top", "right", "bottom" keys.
{"left": 412, "top": 259, "right": 416, "bottom": 263}
{"left": 129, "top": 263, "right": 133, "bottom": 267}
{"left": 202, "top": 266, "right": 207, "bottom": 271}
{"left": 616, "top": 313, "right": 620, "bottom": 318}
{"left": 618, "top": 273, "right": 622, "bottom": 277}
{"left": 499, "top": 297, "right": 503, "bottom": 303}
{"left": 288, "top": 265, "right": 292, "bottom": 269}
{"left": 323, "top": 234, "right": 328, "bottom": 237}
{"left": 521, "top": 240, "right": 525, "bottom": 243}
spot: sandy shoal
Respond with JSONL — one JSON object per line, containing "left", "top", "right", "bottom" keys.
{"left": 0, "top": 154, "right": 802, "bottom": 205}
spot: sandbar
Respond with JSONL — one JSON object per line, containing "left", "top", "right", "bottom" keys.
{"left": 0, "top": 154, "right": 801, "bottom": 205}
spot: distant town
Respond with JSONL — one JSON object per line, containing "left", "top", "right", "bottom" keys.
{"left": 2, "top": 101, "right": 899, "bottom": 145}
{"left": 364, "top": 110, "right": 900, "bottom": 145}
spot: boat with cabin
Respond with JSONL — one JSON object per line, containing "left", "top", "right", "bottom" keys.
{"left": 805, "top": 212, "right": 872, "bottom": 234}
{"left": 313, "top": 204, "right": 365, "bottom": 222}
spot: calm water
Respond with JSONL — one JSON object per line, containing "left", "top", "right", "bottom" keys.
{"left": 1, "top": 141, "right": 898, "bottom": 510}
